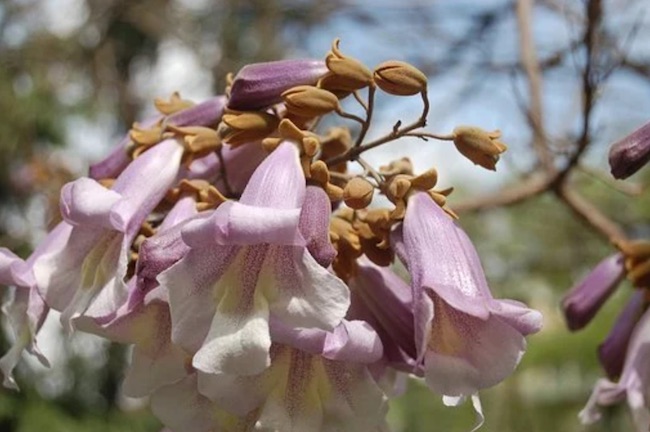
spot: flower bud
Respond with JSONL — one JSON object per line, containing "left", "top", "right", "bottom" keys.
{"left": 321, "top": 39, "right": 373, "bottom": 93}
{"left": 609, "top": 120, "right": 650, "bottom": 179}
{"left": 373, "top": 60, "right": 428, "bottom": 96}
{"left": 219, "top": 111, "right": 279, "bottom": 146}
{"left": 452, "top": 126, "right": 508, "bottom": 171}
{"left": 228, "top": 59, "right": 328, "bottom": 111}
{"left": 343, "top": 177, "right": 374, "bottom": 209}
{"left": 598, "top": 289, "right": 646, "bottom": 379}
{"left": 281, "top": 85, "right": 340, "bottom": 118}
{"left": 561, "top": 253, "right": 625, "bottom": 331}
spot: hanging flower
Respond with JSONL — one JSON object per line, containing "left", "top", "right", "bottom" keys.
{"left": 159, "top": 141, "right": 350, "bottom": 377}
{"left": 33, "top": 139, "right": 184, "bottom": 329}
{"left": 393, "top": 192, "right": 542, "bottom": 427}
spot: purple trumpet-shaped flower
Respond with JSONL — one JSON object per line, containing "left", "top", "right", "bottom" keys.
{"left": 89, "top": 96, "right": 226, "bottom": 180}
{"left": 167, "top": 318, "right": 387, "bottom": 432}
{"left": 580, "top": 303, "right": 650, "bottom": 431}
{"left": 33, "top": 139, "right": 184, "bottom": 329}
{"left": 227, "top": 59, "right": 328, "bottom": 111}
{"left": 598, "top": 289, "right": 646, "bottom": 380}
{"left": 348, "top": 257, "right": 419, "bottom": 372}
{"left": 562, "top": 253, "right": 625, "bottom": 331}
{"left": 609, "top": 120, "right": 650, "bottom": 179}
{"left": 0, "top": 223, "right": 73, "bottom": 389}
{"left": 75, "top": 283, "right": 188, "bottom": 397}
{"left": 393, "top": 192, "right": 542, "bottom": 423}
{"left": 159, "top": 141, "right": 350, "bottom": 377}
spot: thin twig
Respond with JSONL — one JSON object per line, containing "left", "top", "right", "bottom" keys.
{"left": 354, "top": 85, "right": 376, "bottom": 147}
{"left": 516, "top": 0, "right": 555, "bottom": 174}
{"left": 353, "top": 90, "right": 369, "bottom": 112}
{"left": 556, "top": 184, "right": 625, "bottom": 242}
{"left": 326, "top": 91, "right": 430, "bottom": 166}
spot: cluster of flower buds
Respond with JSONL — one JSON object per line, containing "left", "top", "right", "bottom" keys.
{"left": 0, "top": 40, "right": 542, "bottom": 431}
{"left": 562, "top": 235, "right": 650, "bottom": 429}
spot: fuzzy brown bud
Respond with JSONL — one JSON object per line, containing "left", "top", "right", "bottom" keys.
{"left": 282, "top": 85, "right": 340, "bottom": 118}
{"left": 452, "top": 126, "right": 507, "bottom": 171}
{"left": 321, "top": 39, "right": 373, "bottom": 93}
{"left": 373, "top": 60, "right": 428, "bottom": 96}
{"left": 219, "top": 112, "right": 279, "bottom": 146}
{"left": 343, "top": 177, "right": 374, "bottom": 209}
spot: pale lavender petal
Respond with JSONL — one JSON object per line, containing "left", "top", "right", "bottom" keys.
{"left": 609, "top": 120, "right": 650, "bottom": 179}
{"left": 110, "top": 139, "right": 184, "bottom": 235}
{"left": 402, "top": 193, "right": 490, "bottom": 319}
{"left": 599, "top": 290, "right": 646, "bottom": 379}
{"left": 562, "top": 253, "right": 625, "bottom": 331}
{"left": 238, "top": 141, "right": 305, "bottom": 209}
{"left": 266, "top": 247, "right": 350, "bottom": 331}
{"left": 150, "top": 375, "right": 218, "bottom": 432}
{"left": 197, "top": 369, "right": 269, "bottom": 416}
{"left": 255, "top": 346, "right": 388, "bottom": 432}
{"left": 269, "top": 317, "right": 383, "bottom": 364}
{"left": 158, "top": 195, "right": 199, "bottom": 232}
{"left": 489, "top": 299, "right": 543, "bottom": 336}
{"left": 59, "top": 178, "right": 123, "bottom": 230}
{"left": 423, "top": 295, "right": 526, "bottom": 397}
{"left": 0, "top": 249, "right": 28, "bottom": 286}
{"left": 228, "top": 59, "right": 328, "bottom": 110}
{"left": 322, "top": 320, "right": 383, "bottom": 363}
{"left": 162, "top": 244, "right": 239, "bottom": 354}
{"left": 299, "top": 186, "right": 336, "bottom": 267}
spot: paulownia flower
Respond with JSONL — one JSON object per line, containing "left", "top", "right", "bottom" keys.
{"left": 0, "top": 222, "right": 77, "bottom": 389}
{"left": 393, "top": 192, "right": 542, "bottom": 427}
{"left": 33, "top": 139, "right": 184, "bottom": 329}
{"left": 152, "top": 319, "right": 387, "bottom": 432}
{"left": 580, "top": 304, "right": 650, "bottom": 431}
{"left": 75, "top": 282, "right": 188, "bottom": 397}
{"left": 159, "top": 141, "right": 350, "bottom": 377}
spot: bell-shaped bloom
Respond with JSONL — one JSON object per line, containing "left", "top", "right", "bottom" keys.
{"left": 562, "top": 253, "right": 625, "bottom": 331}
{"left": 394, "top": 192, "right": 542, "bottom": 403}
{"left": 34, "top": 139, "right": 184, "bottom": 329}
{"left": 598, "top": 289, "right": 646, "bottom": 379}
{"left": 609, "top": 120, "right": 650, "bottom": 179}
{"left": 159, "top": 141, "right": 350, "bottom": 377}
{"left": 227, "top": 59, "right": 328, "bottom": 111}
{"left": 348, "top": 257, "right": 419, "bottom": 372}
{"left": 580, "top": 305, "right": 650, "bottom": 431}
{"left": 0, "top": 222, "right": 74, "bottom": 389}
{"left": 193, "top": 318, "right": 386, "bottom": 432}
{"left": 75, "top": 283, "right": 188, "bottom": 397}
